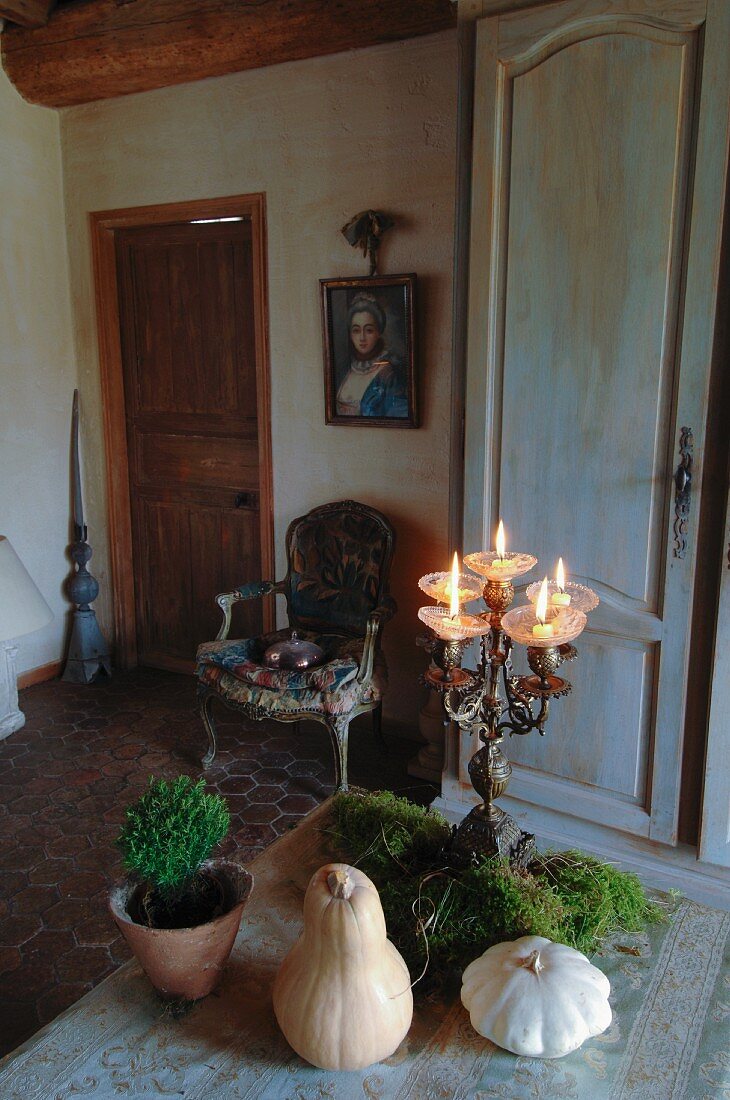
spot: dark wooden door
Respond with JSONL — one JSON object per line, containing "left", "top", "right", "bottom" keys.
{"left": 116, "top": 220, "right": 264, "bottom": 672}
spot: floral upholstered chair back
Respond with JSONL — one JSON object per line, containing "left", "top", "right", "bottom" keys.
{"left": 283, "top": 500, "right": 395, "bottom": 638}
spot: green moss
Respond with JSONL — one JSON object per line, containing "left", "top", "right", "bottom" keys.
{"left": 530, "top": 850, "right": 660, "bottom": 950}
{"left": 117, "top": 775, "right": 230, "bottom": 898}
{"left": 330, "top": 789, "right": 662, "bottom": 987}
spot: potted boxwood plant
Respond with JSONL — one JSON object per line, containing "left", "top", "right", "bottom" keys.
{"left": 109, "top": 775, "right": 253, "bottom": 1001}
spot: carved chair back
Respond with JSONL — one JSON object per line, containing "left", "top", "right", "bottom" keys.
{"left": 282, "top": 500, "right": 396, "bottom": 638}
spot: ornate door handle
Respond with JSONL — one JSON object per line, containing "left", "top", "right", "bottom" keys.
{"left": 674, "top": 464, "right": 691, "bottom": 495}
{"left": 673, "top": 427, "right": 693, "bottom": 559}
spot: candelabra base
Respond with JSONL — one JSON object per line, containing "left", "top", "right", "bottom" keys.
{"left": 449, "top": 804, "right": 536, "bottom": 870}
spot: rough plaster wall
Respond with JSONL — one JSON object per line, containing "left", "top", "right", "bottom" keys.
{"left": 0, "top": 66, "right": 77, "bottom": 674}
{"left": 60, "top": 31, "right": 457, "bottom": 731}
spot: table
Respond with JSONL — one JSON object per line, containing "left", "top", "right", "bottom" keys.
{"left": 1, "top": 801, "right": 728, "bottom": 1098}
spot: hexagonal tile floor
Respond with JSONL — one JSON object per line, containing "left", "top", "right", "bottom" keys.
{"left": 0, "top": 668, "right": 434, "bottom": 1057}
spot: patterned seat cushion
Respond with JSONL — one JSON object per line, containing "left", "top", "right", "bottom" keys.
{"left": 196, "top": 630, "right": 387, "bottom": 718}
{"left": 197, "top": 631, "right": 366, "bottom": 693}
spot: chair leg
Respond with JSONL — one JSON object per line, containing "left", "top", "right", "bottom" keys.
{"left": 326, "top": 715, "right": 350, "bottom": 792}
{"left": 199, "top": 691, "right": 218, "bottom": 767}
{"left": 372, "top": 702, "right": 387, "bottom": 752}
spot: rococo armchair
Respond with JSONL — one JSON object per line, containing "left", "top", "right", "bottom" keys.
{"left": 195, "top": 500, "right": 396, "bottom": 790}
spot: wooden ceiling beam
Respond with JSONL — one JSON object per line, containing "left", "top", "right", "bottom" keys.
{"left": 1, "top": 0, "right": 457, "bottom": 108}
{"left": 0, "top": 0, "right": 55, "bottom": 29}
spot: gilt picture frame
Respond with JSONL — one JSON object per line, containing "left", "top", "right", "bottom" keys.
{"left": 320, "top": 274, "right": 418, "bottom": 428}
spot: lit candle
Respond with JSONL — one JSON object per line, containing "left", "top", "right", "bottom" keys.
{"left": 551, "top": 557, "right": 571, "bottom": 607}
{"left": 448, "top": 552, "right": 461, "bottom": 623}
{"left": 491, "top": 519, "right": 511, "bottom": 569}
{"left": 533, "top": 576, "right": 554, "bottom": 639}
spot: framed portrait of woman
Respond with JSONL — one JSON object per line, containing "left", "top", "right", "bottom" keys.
{"left": 320, "top": 274, "right": 418, "bottom": 428}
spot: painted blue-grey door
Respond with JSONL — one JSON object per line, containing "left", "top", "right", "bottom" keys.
{"left": 455, "top": 0, "right": 729, "bottom": 849}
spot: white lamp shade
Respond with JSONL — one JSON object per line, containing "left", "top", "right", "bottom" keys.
{"left": 0, "top": 536, "right": 53, "bottom": 643}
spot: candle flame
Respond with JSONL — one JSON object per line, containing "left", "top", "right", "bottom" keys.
{"left": 449, "top": 553, "right": 460, "bottom": 619}
{"left": 496, "top": 519, "right": 506, "bottom": 560}
{"left": 556, "top": 557, "right": 565, "bottom": 592}
{"left": 536, "top": 576, "right": 549, "bottom": 624}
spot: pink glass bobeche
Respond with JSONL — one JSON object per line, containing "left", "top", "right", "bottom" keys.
{"left": 525, "top": 578, "right": 599, "bottom": 613}
{"left": 418, "top": 571, "right": 483, "bottom": 605}
{"left": 464, "top": 551, "right": 537, "bottom": 582}
{"left": 501, "top": 605, "right": 587, "bottom": 648}
{"left": 417, "top": 606, "right": 487, "bottom": 643}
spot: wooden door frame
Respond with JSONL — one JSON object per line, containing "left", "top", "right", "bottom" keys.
{"left": 90, "top": 193, "right": 274, "bottom": 668}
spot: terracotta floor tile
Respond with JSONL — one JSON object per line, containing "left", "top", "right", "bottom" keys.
{"left": 58, "top": 871, "right": 107, "bottom": 898}
{"left": 24, "top": 777, "right": 62, "bottom": 797}
{"left": 0, "top": 836, "right": 17, "bottom": 862}
{"left": 239, "top": 803, "right": 281, "bottom": 825}
{"left": 28, "top": 857, "right": 76, "bottom": 884}
{"left": 73, "top": 847, "right": 122, "bottom": 875}
{"left": 3, "top": 913, "right": 43, "bottom": 945}
{"left": 217, "top": 774, "right": 257, "bottom": 796}
{"left": 22, "top": 929, "right": 77, "bottom": 964}
{"left": 0, "top": 870, "right": 29, "bottom": 898}
{"left": 22, "top": 824, "right": 58, "bottom": 845}
{"left": 230, "top": 822, "right": 278, "bottom": 849}
{"left": 11, "top": 884, "right": 60, "bottom": 916}
{"left": 0, "top": 946, "right": 22, "bottom": 972}
{"left": 12, "top": 959, "right": 58, "bottom": 1001}
{"left": 0, "top": 668, "right": 430, "bottom": 1060}
{"left": 76, "top": 912, "right": 118, "bottom": 946}
{"left": 55, "top": 945, "right": 115, "bottom": 984}
{"left": 225, "top": 757, "right": 260, "bottom": 777}
{"left": 46, "top": 834, "right": 92, "bottom": 857}
{"left": 250, "top": 767, "right": 290, "bottom": 785}
{"left": 248, "top": 784, "right": 285, "bottom": 804}
{"left": 0, "top": 844, "right": 46, "bottom": 872}
{"left": 44, "top": 897, "right": 95, "bottom": 930}
{"left": 108, "top": 938, "right": 133, "bottom": 967}
{"left": 0, "top": 815, "right": 27, "bottom": 838}
{"left": 278, "top": 793, "right": 319, "bottom": 815}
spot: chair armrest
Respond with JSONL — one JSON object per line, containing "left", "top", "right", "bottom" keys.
{"left": 214, "top": 580, "right": 285, "bottom": 641}
{"left": 356, "top": 600, "right": 396, "bottom": 684}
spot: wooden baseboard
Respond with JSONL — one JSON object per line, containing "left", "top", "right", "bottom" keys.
{"left": 17, "top": 660, "right": 62, "bottom": 689}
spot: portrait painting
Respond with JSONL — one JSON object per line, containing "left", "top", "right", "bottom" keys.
{"left": 320, "top": 274, "right": 418, "bottom": 427}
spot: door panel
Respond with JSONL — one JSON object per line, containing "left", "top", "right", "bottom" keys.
{"left": 135, "top": 433, "right": 260, "bottom": 491}
{"left": 116, "top": 219, "right": 264, "bottom": 672}
{"left": 508, "top": 633, "right": 653, "bottom": 802}
{"left": 502, "top": 32, "right": 686, "bottom": 610}
{"left": 459, "top": 0, "right": 729, "bottom": 845}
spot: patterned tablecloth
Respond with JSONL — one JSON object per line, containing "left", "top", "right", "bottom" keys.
{"left": 1, "top": 801, "right": 728, "bottom": 1099}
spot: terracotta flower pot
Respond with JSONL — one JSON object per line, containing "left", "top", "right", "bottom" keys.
{"left": 109, "top": 858, "right": 253, "bottom": 1001}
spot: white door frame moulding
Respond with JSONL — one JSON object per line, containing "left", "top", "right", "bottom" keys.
{"left": 432, "top": 792, "right": 730, "bottom": 912}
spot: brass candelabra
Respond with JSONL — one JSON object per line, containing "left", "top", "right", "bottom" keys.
{"left": 418, "top": 545, "right": 597, "bottom": 869}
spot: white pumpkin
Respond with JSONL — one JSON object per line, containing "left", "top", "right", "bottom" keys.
{"left": 461, "top": 935, "right": 611, "bottom": 1059}
{"left": 273, "top": 862, "right": 413, "bottom": 1071}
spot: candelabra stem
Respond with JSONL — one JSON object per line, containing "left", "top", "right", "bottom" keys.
{"left": 445, "top": 607, "right": 536, "bottom": 869}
